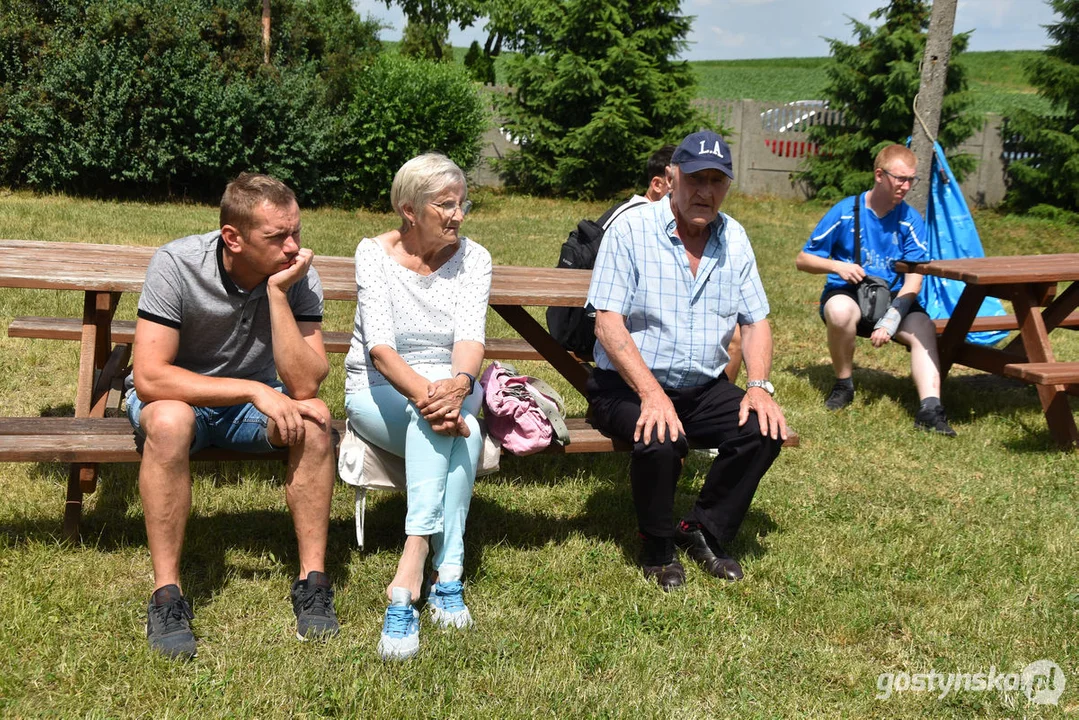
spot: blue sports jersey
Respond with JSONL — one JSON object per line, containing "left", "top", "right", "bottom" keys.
{"left": 802, "top": 192, "right": 928, "bottom": 295}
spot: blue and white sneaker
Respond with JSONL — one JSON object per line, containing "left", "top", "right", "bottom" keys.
{"left": 428, "top": 580, "right": 473, "bottom": 628}
{"left": 378, "top": 587, "right": 419, "bottom": 661}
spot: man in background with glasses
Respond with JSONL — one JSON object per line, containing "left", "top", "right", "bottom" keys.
{"left": 795, "top": 144, "right": 956, "bottom": 436}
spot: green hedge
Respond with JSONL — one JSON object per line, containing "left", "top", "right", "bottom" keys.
{"left": 0, "top": 0, "right": 485, "bottom": 208}
{"left": 339, "top": 54, "right": 487, "bottom": 209}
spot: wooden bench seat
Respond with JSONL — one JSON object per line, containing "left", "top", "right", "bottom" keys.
{"left": 0, "top": 414, "right": 797, "bottom": 465}
{"left": 7, "top": 315, "right": 800, "bottom": 451}
{"left": 1002, "top": 362, "right": 1079, "bottom": 392}
{"left": 6, "top": 310, "right": 797, "bottom": 541}
{"left": 8, "top": 315, "right": 553, "bottom": 362}
{"left": 932, "top": 311, "right": 1079, "bottom": 334}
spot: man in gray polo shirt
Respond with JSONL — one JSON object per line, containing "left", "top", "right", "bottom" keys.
{"left": 126, "top": 173, "right": 337, "bottom": 659}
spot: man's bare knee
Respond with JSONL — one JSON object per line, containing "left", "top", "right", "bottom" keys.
{"left": 823, "top": 296, "right": 859, "bottom": 329}
{"left": 297, "top": 398, "right": 333, "bottom": 453}
{"left": 141, "top": 401, "right": 196, "bottom": 454}
{"left": 899, "top": 314, "right": 936, "bottom": 344}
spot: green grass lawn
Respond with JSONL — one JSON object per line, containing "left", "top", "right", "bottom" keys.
{"left": 0, "top": 190, "right": 1076, "bottom": 717}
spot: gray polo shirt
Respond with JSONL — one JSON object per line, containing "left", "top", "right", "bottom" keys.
{"left": 128, "top": 231, "right": 323, "bottom": 388}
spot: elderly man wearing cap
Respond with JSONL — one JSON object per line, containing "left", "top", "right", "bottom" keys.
{"left": 585, "top": 130, "right": 787, "bottom": 591}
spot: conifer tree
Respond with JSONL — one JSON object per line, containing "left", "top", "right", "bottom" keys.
{"left": 400, "top": 18, "right": 453, "bottom": 61}
{"left": 1005, "top": 0, "right": 1079, "bottom": 213}
{"left": 495, "top": 0, "right": 703, "bottom": 198}
{"left": 463, "top": 40, "right": 495, "bottom": 83}
{"left": 800, "top": 0, "right": 978, "bottom": 200}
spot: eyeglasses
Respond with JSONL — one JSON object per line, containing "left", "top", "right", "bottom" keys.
{"left": 881, "top": 168, "right": 920, "bottom": 188}
{"left": 430, "top": 199, "right": 472, "bottom": 217}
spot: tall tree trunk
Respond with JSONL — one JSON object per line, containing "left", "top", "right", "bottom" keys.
{"left": 907, "top": 0, "right": 958, "bottom": 214}
{"left": 262, "top": 0, "right": 271, "bottom": 65}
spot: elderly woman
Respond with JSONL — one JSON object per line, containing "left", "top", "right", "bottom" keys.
{"left": 344, "top": 153, "right": 491, "bottom": 661}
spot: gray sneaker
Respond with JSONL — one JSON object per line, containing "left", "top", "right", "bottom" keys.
{"left": 291, "top": 571, "right": 340, "bottom": 641}
{"left": 146, "top": 584, "right": 196, "bottom": 660}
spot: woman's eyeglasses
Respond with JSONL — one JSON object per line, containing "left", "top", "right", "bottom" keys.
{"left": 430, "top": 200, "right": 473, "bottom": 216}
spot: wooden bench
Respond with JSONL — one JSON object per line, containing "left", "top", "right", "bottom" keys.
{"left": 1002, "top": 362, "right": 1079, "bottom": 395}
{"left": 5, "top": 319, "right": 798, "bottom": 541}
{"left": 0, "top": 416, "right": 645, "bottom": 462}
{"left": 931, "top": 311, "right": 1079, "bottom": 335}
{"left": 0, "top": 411, "right": 798, "bottom": 546}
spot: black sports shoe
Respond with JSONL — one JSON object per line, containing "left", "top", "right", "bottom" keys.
{"left": 291, "top": 571, "right": 340, "bottom": 641}
{"left": 914, "top": 406, "right": 957, "bottom": 437}
{"left": 146, "top": 584, "right": 196, "bottom": 660}
{"left": 824, "top": 381, "right": 855, "bottom": 410}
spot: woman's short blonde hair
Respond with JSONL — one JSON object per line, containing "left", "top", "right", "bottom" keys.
{"left": 390, "top": 153, "right": 467, "bottom": 221}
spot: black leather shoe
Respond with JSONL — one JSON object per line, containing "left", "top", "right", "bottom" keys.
{"left": 674, "top": 524, "right": 744, "bottom": 581}
{"left": 641, "top": 559, "right": 686, "bottom": 592}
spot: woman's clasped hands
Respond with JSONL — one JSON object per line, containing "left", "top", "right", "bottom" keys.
{"left": 415, "top": 375, "right": 472, "bottom": 437}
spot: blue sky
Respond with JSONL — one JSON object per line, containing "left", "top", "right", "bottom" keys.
{"left": 349, "top": 0, "right": 1059, "bottom": 61}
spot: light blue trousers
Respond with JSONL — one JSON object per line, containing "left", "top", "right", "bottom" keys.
{"left": 345, "top": 381, "right": 483, "bottom": 577}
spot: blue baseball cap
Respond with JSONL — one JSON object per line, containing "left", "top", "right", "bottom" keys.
{"left": 671, "top": 130, "right": 734, "bottom": 179}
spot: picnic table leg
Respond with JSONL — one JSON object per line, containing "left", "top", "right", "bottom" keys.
{"left": 491, "top": 305, "right": 591, "bottom": 397}
{"left": 63, "top": 291, "right": 121, "bottom": 541}
{"left": 936, "top": 285, "right": 988, "bottom": 378}
{"left": 1041, "top": 280, "right": 1079, "bottom": 329}
{"left": 1003, "top": 281, "right": 1079, "bottom": 357}
{"left": 1012, "top": 285, "right": 1079, "bottom": 449}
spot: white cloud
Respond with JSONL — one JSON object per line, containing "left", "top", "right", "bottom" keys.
{"left": 709, "top": 26, "right": 747, "bottom": 47}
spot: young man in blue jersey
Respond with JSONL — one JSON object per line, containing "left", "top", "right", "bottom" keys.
{"left": 795, "top": 144, "right": 955, "bottom": 436}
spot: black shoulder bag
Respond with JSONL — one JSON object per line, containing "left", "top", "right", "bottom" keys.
{"left": 852, "top": 192, "right": 891, "bottom": 326}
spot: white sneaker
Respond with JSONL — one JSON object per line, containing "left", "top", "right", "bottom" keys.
{"left": 428, "top": 580, "right": 473, "bottom": 629}
{"left": 377, "top": 587, "right": 419, "bottom": 660}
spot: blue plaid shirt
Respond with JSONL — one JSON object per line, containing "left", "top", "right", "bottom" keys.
{"left": 586, "top": 196, "right": 770, "bottom": 389}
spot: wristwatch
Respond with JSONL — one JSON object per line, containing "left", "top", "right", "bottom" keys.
{"left": 746, "top": 379, "right": 775, "bottom": 395}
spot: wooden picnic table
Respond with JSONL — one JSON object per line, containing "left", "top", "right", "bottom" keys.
{"left": 896, "top": 253, "right": 1079, "bottom": 448}
{"left": 0, "top": 238, "right": 594, "bottom": 407}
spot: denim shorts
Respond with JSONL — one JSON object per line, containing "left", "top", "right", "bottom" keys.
{"left": 125, "top": 382, "right": 285, "bottom": 454}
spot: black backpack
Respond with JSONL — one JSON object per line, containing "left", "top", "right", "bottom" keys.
{"left": 546, "top": 198, "right": 648, "bottom": 360}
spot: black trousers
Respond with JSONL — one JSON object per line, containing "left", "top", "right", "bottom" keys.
{"left": 587, "top": 368, "right": 783, "bottom": 545}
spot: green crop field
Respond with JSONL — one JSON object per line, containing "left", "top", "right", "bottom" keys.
{"left": 425, "top": 37, "right": 1050, "bottom": 118}
{"left": 690, "top": 50, "right": 1050, "bottom": 115}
